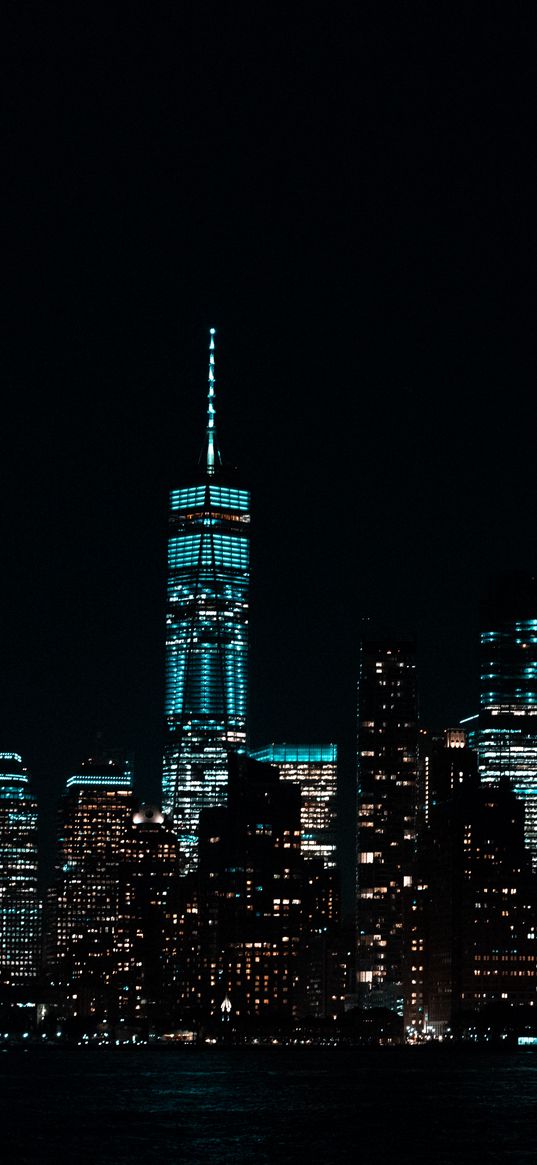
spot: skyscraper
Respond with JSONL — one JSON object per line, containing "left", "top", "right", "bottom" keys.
{"left": 46, "top": 755, "right": 183, "bottom": 1030}
{"left": 0, "top": 752, "right": 40, "bottom": 986}
{"left": 356, "top": 638, "right": 418, "bottom": 1013}
{"left": 163, "top": 330, "right": 250, "bottom": 871}
{"left": 403, "top": 732, "right": 479, "bottom": 1036}
{"left": 250, "top": 744, "right": 338, "bottom": 867}
{"left": 129, "top": 804, "right": 183, "bottom": 1027}
{"left": 478, "top": 572, "right": 537, "bottom": 867}
{"left": 47, "top": 754, "right": 136, "bottom": 1021}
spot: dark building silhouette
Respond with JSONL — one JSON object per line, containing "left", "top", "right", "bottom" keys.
{"left": 356, "top": 638, "right": 418, "bottom": 1013}
{"left": 405, "top": 729, "right": 479, "bottom": 1032}
{"left": 129, "top": 804, "right": 183, "bottom": 1028}
{"left": 299, "top": 861, "right": 348, "bottom": 1019}
{"left": 417, "top": 727, "right": 477, "bottom": 830}
{"left": 405, "top": 749, "right": 537, "bottom": 1036}
{"left": 195, "top": 753, "right": 303, "bottom": 1021}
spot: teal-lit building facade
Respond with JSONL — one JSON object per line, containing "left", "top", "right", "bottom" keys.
{"left": 250, "top": 745, "right": 337, "bottom": 868}
{"left": 479, "top": 573, "right": 537, "bottom": 868}
{"left": 0, "top": 752, "right": 41, "bottom": 985}
{"left": 163, "top": 331, "right": 250, "bottom": 870}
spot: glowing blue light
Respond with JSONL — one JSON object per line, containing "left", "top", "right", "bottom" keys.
{"left": 164, "top": 469, "right": 250, "bottom": 869}
{"left": 66, "top": 774, "right": 132, "bottom": 790}
{"left": 252, "top": 745, "right": 337, "bottom": 764}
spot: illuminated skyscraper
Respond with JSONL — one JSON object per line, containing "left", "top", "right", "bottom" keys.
{"left": 163, "top": 330, "right": 250, "bottom": 871}
{"left": 47, "top": 755, "right": 183, "bottom": 1028}
{"left": 250, "top": 745, "right": 338, "bottom": 867}
{"left": 0, "top": 752, "right": 40, "bottom": 985}
{"left": 356, "top": 638, "right": 418, "bottom": 1013}
{"left": 478, "top": 572, "right": 537, "bottom": 867}
{"left": 48, "top": 754, "right": 136, "bottom": 1020}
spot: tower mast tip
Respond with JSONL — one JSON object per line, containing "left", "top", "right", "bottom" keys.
{"left": 206, "top": 327, "right": 217, "bottom": 475}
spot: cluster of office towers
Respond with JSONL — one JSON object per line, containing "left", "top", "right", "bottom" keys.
{"left": 0, "top": 332, "right": 342, "bottom": 1033}
{"left": 357, "top": 587, "right": 537, "bottom": 1036}
{"left": 1, "top": 332, "right": 537, "bottom": 1036}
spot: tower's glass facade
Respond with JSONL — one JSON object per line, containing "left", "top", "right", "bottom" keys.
{"left": 479, "top": 573, "right": 537, "bottom": 868}
{"left": 0, "top": 752, "right": 41, "bottom": 985}
{"left": 163, "top": 332, "right": 250, "bottom": 871}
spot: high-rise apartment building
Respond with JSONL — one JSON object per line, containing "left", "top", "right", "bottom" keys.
{"left": 356, "top": 638, "right": 418, "bottom": 1012}
{"left": 48, "top": 754, "right": 136, "bottom": 1020}
{"left": 250, "top": 745, "right": 337, "bottom": 867}
{"left": 163, "top": 330, "right": 250, "bottom": 871}
{"left": 0, "top": 752, "right": 41, "bottom": 985}
{"left": 479, "top": 572, "right": 537, "bottom": 867}
{"left": 48, "top": 756, "right": 183, "bottom": 1027}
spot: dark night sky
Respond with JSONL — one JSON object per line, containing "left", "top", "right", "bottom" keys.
{"left": 2, "top": 7, "right": 535, "bottom": 897}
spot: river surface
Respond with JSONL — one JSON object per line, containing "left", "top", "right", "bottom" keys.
{"left": 2, "top": 1046, "right": 536, "bottom": 1163}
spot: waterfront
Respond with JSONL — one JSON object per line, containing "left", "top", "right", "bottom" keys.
{"left": 2, "top": 1047, "right": 536, "bottom": 1164}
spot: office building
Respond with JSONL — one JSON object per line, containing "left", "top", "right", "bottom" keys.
{"left": 479, "top": 572, "right": 537, "bottom": 867}
{"left": 0, "top": 752, "right": 40, "bottom": 986}
{"left": 356, "top": 637, "right": 418, "bottom": 1013}
{"left": 251, "top": 745, "right": 337, "bottom": 867}
{"left": 48, "top": 757, "right": 185, "bottom": 1028}
{"left": 163, "top": 329, "right": 250, "bottom": 871}
{"left": 48, "top": 754, "right": 136, "bottom": 1021}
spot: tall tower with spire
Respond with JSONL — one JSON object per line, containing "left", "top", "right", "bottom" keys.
{"left": 163, "top": 329, "right": 250, "bottom": 871}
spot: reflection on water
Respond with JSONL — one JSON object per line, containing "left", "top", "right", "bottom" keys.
{"left": 2, "top": 1047, "right": 537, "bottom": 1164}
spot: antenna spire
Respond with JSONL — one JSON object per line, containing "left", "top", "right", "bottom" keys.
{"left": 207, "top": 327, "right": 217, "bottom": 475}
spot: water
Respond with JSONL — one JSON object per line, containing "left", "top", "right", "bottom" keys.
{"left": 2, "top": 1046, "right": 536, "bottom": 1163}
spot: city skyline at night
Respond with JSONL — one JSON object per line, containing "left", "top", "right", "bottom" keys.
{"left": 3, "top": 11, "right": 535, "bottom": 867}
{"left": 2, "top": 8, "right": 536, "bottom": 1162}
{"left": 1, "top": 323, "right": 536, "bottom": 909}
{"left": 2, "top": 332, "right": 536, "bottom": 1031}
